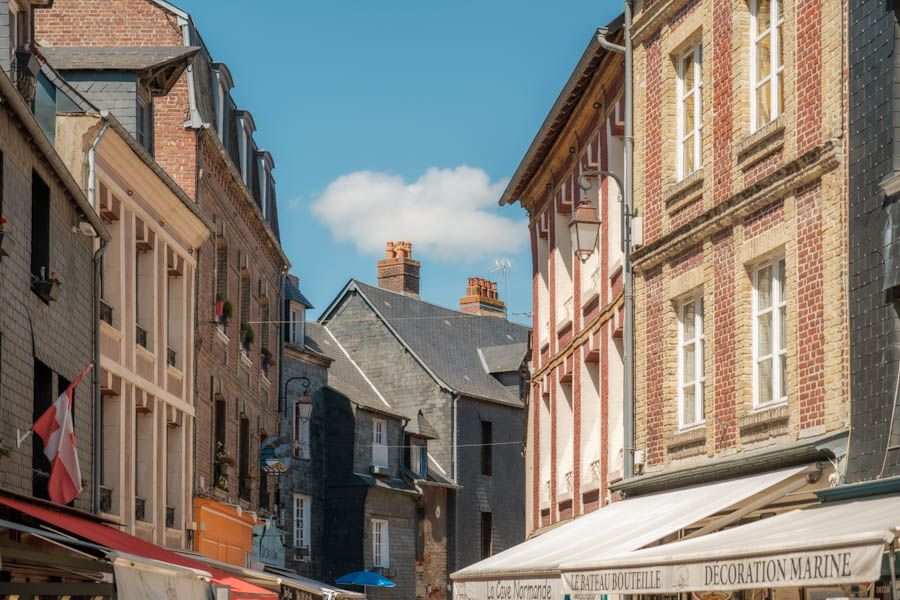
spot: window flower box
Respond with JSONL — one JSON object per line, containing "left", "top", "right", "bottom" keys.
{"left": 32, "top": 270, "right": 62, "bottom": 302}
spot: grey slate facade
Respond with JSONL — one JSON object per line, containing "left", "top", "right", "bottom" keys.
{"left": 320, "top": 279, "right": 529, "bottom": 589}
{"left": 0, "top": 66, "right": 109, "bottom": 511}
{"left": 847, "top": 0, "right": 900, "bottom": 481}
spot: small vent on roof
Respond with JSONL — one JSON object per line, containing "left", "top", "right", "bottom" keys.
{"left": 506, "top": 334, "right": 514, "bottom": 341}
{"left": 444, "top": 320, "right": 451, "bottom": 326}
{"left": 464, "top": 375, "right": 470, "bottom": 381}
{"left": 384, "top": 301, "right": 392, "bottom": 307}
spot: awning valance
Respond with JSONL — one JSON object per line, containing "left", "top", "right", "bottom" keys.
{"left": 110, "top": 551, "right": 213, "bottom": 600}
{"left": 560, "top": 493, "right": 900, "bottom": 596}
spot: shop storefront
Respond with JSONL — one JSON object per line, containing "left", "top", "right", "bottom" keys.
{"left": 450, "top": 466, "right": 824, "bottom": 600}
{"left": 559, "top": 492, "right": 900, "bottom": 600}
{"left": 195, "top": 496, "right": 259, "bottom": 567}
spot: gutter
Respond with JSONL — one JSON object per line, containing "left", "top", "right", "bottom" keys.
{"left": 88, "top": 119, "right": 109, "bottom": 515}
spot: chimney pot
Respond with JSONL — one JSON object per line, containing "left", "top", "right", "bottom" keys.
{"left": 378, "top": 240, "right": 420, "bottom": 297}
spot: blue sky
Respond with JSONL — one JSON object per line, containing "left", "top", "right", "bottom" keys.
{"left": 182, "top": 1, "right": 621, "bottom": 325}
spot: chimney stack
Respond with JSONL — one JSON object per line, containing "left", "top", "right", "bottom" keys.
{"left": 377, "top": 241, "right": 420, "bottom": 298}
{"left": 460, "top": 277, "right": 506, "bottom": 318}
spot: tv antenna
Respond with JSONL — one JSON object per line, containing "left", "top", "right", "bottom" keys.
{"left": 491, "top": 258, "right": 512, "bottom": 316}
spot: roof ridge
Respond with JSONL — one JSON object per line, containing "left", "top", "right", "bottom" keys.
{"left": 351, "top": 279, "right": 529, "bottom": 331}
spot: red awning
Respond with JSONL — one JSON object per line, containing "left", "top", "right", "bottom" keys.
{"left": 0, "top": 495, "right": 276, "bottom": 600}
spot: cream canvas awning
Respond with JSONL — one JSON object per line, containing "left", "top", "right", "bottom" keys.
{"left": 110, "top": 551, "right": 213, "bottom": 600}
{"left": 560, "top": 493, "right": 900, "bottom": 597}
{"left": 451, "top": 465, "right": 817, "bottom": 600}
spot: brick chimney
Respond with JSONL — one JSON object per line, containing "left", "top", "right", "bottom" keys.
{"left": 377, "top": 241, "right": 420, "bottom": 298}
{"left": 460, "top": 277, "right": 506, "bottom": 318}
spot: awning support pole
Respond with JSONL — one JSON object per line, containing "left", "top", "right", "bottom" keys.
{"left": 890, "top": 540, "right": 897, "bottom": 600}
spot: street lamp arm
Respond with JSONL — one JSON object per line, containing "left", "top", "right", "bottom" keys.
{"left": 280, "top": 375, "right": 310, "bottom": 403}
{"left": 578, "top": 169, "right": 626, "bottom": 212}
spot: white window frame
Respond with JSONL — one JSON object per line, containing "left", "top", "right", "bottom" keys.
{"left": 750, "top": 0, "right": 784, "bottom": 131}
{"left": 677, "top": 294, "right": 705, "bottom": 428}
{"left": 676, "top": 43, "right": 702, "bottom": 180}
{"left": 372, "top": 418, "right": 388, "bottom": 468}
{"left": 292, "top": 494, "right": 310, "bottom": 557}
{"left": 752, "top": 256, "right": 787, "bottom": 407}
{"left": 258, "top": 158, "right": 269, "bottom": 220}
{"left": 289, "top": 305, "right": 305, "bottom": 346}
{"left": 372, "top": 518, "right": 389, "bottom": 568}
{"left": 215, "top": 79, "right": 227, "bottom": 141}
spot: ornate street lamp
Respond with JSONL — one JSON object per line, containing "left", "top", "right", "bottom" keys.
{"left": 296, "top": 390, "right": 313, "bottom": 424}
{"left": 570, "top": 200, "right": 602, "bottom": 262}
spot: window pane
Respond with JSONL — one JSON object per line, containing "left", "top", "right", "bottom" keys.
{"left": 757, "top": 34, "right": 771, "bottom": 81}
{"left": 758, "top": 311, "right": 772, "bottom": 356}
{"left": 779, "top": 306, "right": 786, "bottom": 351}
{"left": 684, "top": 138, "right": 695, "bottom": 175}
{"left": 779, "top": 354, "right": 787, "bottom": 398}
{"left": 776, "top": 71, "right": 784, "bottom": 118}
{"left": 684, "top": 343, "right": 696, "bottom": 381}
{"left": 778, "top": 259, "right": 786, "bottom": 301}
{"left": 759, "top": 358, "right": 773, "bottom": 404}
{"left": 757, "top": 264, "right": 772, "bottom": 308}
{"left": 758, "top": 0, "right": 771, "bottom": 31}
{"left": 757, "top": 81, "right": 771, "bottom": 128}
{"left": 685, "top": 93, "right": 695, "bottom": 133}
{"left": 683, "top": 386, "right": 696, "bottom": 424}
{"left": 684, "top": 57, "right": 694, "bottom": 93}
{"left": 683, "top": 301, "right": 696, "bottom": 339}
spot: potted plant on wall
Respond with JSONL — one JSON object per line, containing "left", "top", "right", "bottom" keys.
{"left": 241, "top": 323, "right": 255, "bottom": 351}
{"left": 0, "top": 216, "right": 11, "bottom": 258}
{"left": 32, "top": 268, "right": 62, "bottom": 302}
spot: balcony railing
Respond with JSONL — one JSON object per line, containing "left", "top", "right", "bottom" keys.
{"left": 590, "top": 459, "right": 602, "bottom": 483}
{"left": 135, "top": 496, "right": 147, "bottom": 522}
{"left": 565, "top": 471, "right": 574, "bottom": 494}
{"left": 167, "top": 347, "right": 177, "bottom": 367}
{"left": 99, "top": 300, "right": 113, "bottom": 326}
{"left": 100, "top": 485, "right": 113, "bottom": 513}
{"left": 136, "top": 325, "right": 148, "bottom": 349}
{"left": 166, "top": 505, "right": 176, "bottom": 529}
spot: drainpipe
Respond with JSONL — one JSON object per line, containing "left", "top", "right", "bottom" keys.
{"left": 597, "top": 0, "right": 635, "bottom": 480}
{"left": 88, "top": 118, "right": 110, "bottom": 515}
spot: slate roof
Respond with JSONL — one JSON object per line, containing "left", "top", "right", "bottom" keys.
{"left": 478, "top": 342, "right": 528, "bottom": 374}
{"left": 284, "top": 278, "right": 314, "bottom": 309}
{"left": 327, "top": 280, "right": 531, "bottom": 407}
{"left": 307, "top": 324, "right": 403, "bottom": 419}
{"left": 39, "top": 46, "right": 200, "bottom": 71}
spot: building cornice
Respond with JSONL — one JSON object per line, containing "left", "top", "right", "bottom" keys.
{"left": 284, "top": 343, "right": 332, "bottom": 369}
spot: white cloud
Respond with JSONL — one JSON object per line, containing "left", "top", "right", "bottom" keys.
{"left": 310, "top": 166, "right": 527, "bottom": 261}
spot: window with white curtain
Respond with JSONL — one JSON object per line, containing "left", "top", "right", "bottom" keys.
{"left": 677, "top": 43, "right": 702, "bottom": 179}
{"left": 678, "top": 294, "right": 705, "bottom": 428}
{"left": 753, "top": 257, "right": 787, "bottom": 406}
{"left": 750, "top": 0, "right": 784, "bottom": 131}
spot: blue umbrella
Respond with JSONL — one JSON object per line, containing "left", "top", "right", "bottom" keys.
{"left": 335, "top": 570, "right": 396, "bottom": 594}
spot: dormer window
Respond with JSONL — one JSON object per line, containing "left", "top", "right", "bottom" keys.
{"left": 236, "top": 111, "right": 256, "bottom": 188}
{"left": 212, "top": 64, "right": 233, "bottom": 143}
{"left": 257, "top": 151, "right": 274, "bottom": 221}
{"left": 136, "top": 94, "right": 153, "bottom": 153}
{"left": 289, "top": 303, "right": 305, "bottom": 346}
{"left": 409, "top": 439, "right": 426, "bottom": 478}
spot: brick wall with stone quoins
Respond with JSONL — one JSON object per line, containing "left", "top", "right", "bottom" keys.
{"left": 629, "top": 0, "right": 849, "bottom": 477}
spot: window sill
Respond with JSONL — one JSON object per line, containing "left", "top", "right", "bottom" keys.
{"left": 240, "top": 352, "right": 252, "bottom": 368}
{"left": 740, "top": 402, "right": 790, "bottom": 432}
{"left": 215, "top": 326, "right": 230, "bottom": 344}
{"left": 735, "top": 117, "right": 785, "bottom": 169}
{"left": 135, "top": 343, "right": 155, "bottom": 361}
{"left": 664, "top": 167, "right": 704, "bottom": 212}
{"left": 609, "top": 257, "right": 624, "bottom": 281}
{"left": 667, "top": 424, "right": 706, "bottom": 456}
{"left": 166, "top": 364, "right": 184, "bottom": 377}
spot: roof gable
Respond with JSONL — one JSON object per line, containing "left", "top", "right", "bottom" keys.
{"left": 320, "top": 279, "right": 530, "bottom": 407}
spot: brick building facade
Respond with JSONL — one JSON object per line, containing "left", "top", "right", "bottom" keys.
{"left": 627, "top": 0, "right": 848, "bottom": 479}
{"left": 35, "top": 0, "right": 289, "bottom": 564}
{"left": 499, "top": 26, "right": 627, "bottom": 535}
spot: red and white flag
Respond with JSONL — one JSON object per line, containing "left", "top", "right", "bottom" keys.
{"left": 33, "top": 365, "right": 92, "bottom": 505}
